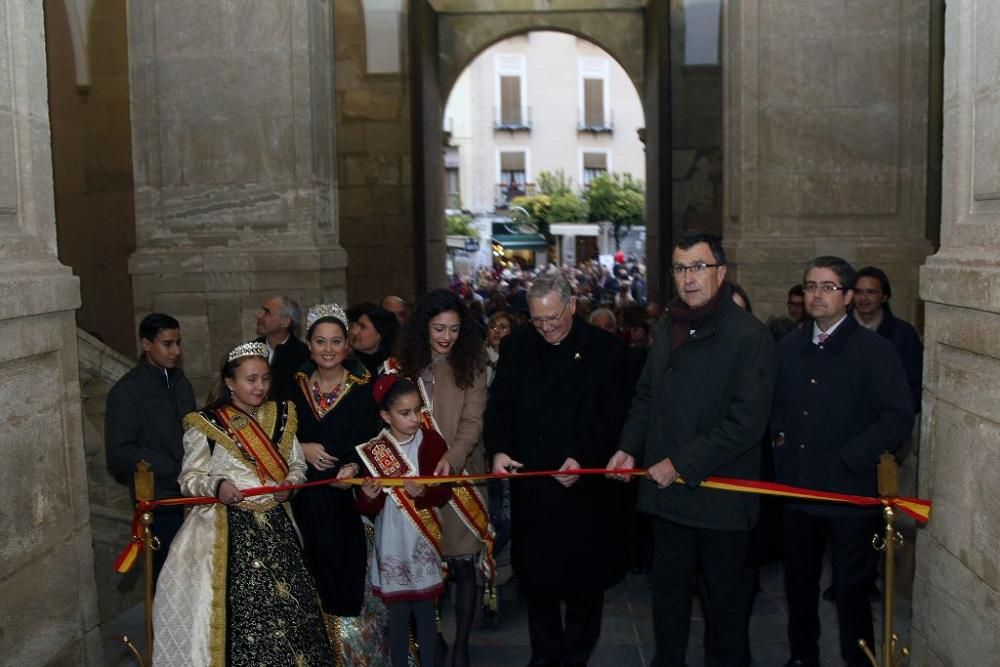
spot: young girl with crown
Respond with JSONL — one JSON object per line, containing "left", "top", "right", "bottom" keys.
{"left": 152, "top": 341, "right": 333, "bottom": 667}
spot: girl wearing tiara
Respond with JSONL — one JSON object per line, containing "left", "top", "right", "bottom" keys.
{"left": 152, "top": 341, "right": 333, "bottom": 666}
{"left": 356, "top": 375, "right": 453, "bottom": 667}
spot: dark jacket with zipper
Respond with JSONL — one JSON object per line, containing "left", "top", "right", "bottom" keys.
{"left": 105, "top": 357, "right": 197, "bottom": 500}
{"left": 618, "top": 286, "right": 777, "bottom": 531}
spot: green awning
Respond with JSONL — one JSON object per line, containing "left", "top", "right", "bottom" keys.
{"left": 492, "top": 233, "right": 548, "bottom": 250}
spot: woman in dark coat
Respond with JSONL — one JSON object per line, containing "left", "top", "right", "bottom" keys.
{"left": 289, "top": 303, "right": 382, "bottom": 663}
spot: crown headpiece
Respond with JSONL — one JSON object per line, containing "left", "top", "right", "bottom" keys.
{"left": 227, "top": 341, "right": 270, "bottom": 363}
{"left": 306, "top": 303, "right": 349, "bottom": 332}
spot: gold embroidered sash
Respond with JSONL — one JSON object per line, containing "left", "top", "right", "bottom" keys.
{"left": 356, "top": 434, "right": 443, "bottom": 555}
{"left": 295, "top": 368, "right": 370, "bottom": 421}
{"left": 415, "top": 378, "right": 496, "bottom": 584}
{"left": 215, "top": 405, "right": 289, "bottom": 484}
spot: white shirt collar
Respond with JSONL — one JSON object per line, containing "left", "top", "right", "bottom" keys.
{"left": 853, "top": 309, "right": 883, "bottom": 332}
{"left": 266, "top": 333, "right": 291, "bottom": 361}
{"left": 812, "top": 314, "right": 848, "bottom": 345}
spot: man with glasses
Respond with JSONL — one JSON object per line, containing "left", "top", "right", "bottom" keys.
{"left": 772, "top": 256, "right": 914, "bottom": 667}
{"left": 485, "top": 272, "right": 629, "bottom": 667}
{"left": 609, "top": 231, "right": 776, "bottom": 666}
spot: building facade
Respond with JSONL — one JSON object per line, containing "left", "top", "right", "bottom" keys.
{"left": 444, "top": 31, "right": 646, "bottom": 214}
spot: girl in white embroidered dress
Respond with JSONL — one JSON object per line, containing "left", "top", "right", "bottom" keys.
{"left": 357, "top": 376, "right": 452, "bottom": 667}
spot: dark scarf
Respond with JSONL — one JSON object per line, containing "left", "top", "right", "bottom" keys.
{"left": 667, "top": 286, "right": 727, "bottom": 350}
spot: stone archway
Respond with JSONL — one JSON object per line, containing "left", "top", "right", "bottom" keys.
{"left": 410, "top": 0, "right": 674, "bottom": 299}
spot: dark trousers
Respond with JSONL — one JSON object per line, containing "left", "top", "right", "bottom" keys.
{"left": 650, "top": 518, "right": 750, "bottom": 667}
{"left": 783, "top": 508, "right": 881, "bottom": 666}
{"left": 525, "top": 590, "right": 604, "bottom": 663}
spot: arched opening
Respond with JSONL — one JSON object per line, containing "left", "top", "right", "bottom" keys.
{"left": 441, "top": 30, "right": 648, "bottom": 278}
{"left": 409, "top": 1, "right": 675, "bottom": 299}
{"left": 43, "top": 0, "right": 136, "bottom": 355}
{"left": 409, "top": 1, "right": 725, "bottom": 303}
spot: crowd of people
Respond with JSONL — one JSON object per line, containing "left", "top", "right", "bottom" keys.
{"left": 105, "top": 232, "right": 921, "bottom": 667}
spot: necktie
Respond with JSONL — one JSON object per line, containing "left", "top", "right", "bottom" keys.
{"left": 817, "top": 332, "right": 829, "bottom": 344}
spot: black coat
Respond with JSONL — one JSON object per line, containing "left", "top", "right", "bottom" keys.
{"left": 618, "top": 289, "right": 777, "bottom": 531}
{"left": 256, "top": 334, "right": 310, "bottom": 402}
{"left": 484, "top": 318, "right": 630, "bottom": 596}
{"left": 874, "top": 308, "right": 923, "bottom": 412}
{"left": 289, "top": 358, "right": 378, "bottom": 616}
{"left": 105, "top": 358, "right": 197, "bottom": 499}
{"left": 773, "top": 316, "right": 914, "bottom": 515}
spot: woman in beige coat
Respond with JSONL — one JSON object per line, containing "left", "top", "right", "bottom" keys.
{"left": 394, "top": 288, "right": 488, "bottom": 667}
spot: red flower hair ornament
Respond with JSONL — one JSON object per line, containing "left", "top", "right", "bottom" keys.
{"left": 372, "top": 374, "right": 400, "bottom": 405}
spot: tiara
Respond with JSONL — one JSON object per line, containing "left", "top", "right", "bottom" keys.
{"left": 227, "top": 341, "right": 270, "bottom": 362}
{"left": 306, "top": 303, "right": 349, "bottom": 332}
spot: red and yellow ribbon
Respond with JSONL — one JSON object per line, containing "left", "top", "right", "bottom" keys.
{"left": 115, "top": 468, "right": 932, "bottom": 573}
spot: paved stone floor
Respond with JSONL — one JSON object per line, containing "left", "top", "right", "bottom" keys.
{"left": 103, "top": 558, "right": 912, "bottom": 666}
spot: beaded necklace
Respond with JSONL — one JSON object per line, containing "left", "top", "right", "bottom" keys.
{"left": 311, "top": 381, "right": 343, "bottom": 413}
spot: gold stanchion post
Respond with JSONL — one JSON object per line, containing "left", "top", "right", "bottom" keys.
{"left": 122, "top": 460, "right": 157, "bottom": 667}
{"left": 858, "top": 453, "right": 910, "bottom": 667}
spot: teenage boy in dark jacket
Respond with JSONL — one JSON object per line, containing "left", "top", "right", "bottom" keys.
{"left": 106, "top": 313, "right": 196, "bottom": 578}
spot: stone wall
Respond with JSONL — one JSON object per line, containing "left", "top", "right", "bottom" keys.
{"left": 45, "top": 0, "right": 137, "bottom": 356}
{"left": 0, "top": 1, "right": 103, "bottom": 663}
{"left": 334, "top": 0, "right": 416, "bottom": 303}
{"left": 671, "top": 0, "right": 723, "bottom": 239}
{"left": 77, "top": 330, "right": 140, "bottom": 624}
{"left": 723, "top": 0, "right": 934, "bottom": 324}
{"left": 127, "top": 0, "right": 347, "bottom": 395}
{"left": 911, "top": 0, "right": 1000, "bottom": 663}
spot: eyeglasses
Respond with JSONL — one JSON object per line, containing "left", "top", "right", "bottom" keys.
{"left": 803, "top": 282, "right": 847, "bottom": 294}
{"left": 489, "top": 323, "right": 511, "bottom": 332}
{"left": 529, "top": 302, "right": 569, "bottom": 328}
{"left": 670, "top": 262, "right": 723, "bottom": 276}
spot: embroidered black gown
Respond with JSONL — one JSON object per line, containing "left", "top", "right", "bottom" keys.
{"left": 289, "top": 358, "right": 379, "bottom": 645}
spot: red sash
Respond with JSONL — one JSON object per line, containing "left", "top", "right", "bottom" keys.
{"left": 415, "top": 379, "right": 497, "bottom": 587}
{"left": 215, "top": 405, "right": 289, "bottom": 484}
{"left": 356, "top": 433, "right": 443, "bottom": 555}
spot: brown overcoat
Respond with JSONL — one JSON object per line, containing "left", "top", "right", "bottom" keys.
{"left": 423, "top": 359, "right": 489, "bottom": 557}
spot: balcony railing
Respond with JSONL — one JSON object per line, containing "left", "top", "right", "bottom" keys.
{"left": 577, "top": 108, "right": 614, "bottom": 134}
{"left": 494, "top": 105, "right": 532, "bottom": 131}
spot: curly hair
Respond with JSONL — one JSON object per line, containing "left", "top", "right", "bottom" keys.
{"left": 394, "top": 288, "right": 486, "bottom": 389}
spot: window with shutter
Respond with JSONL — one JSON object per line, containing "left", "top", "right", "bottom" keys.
{"left": 584, "top": 78, "right": 604, "bottom": 128}
{"left": 500, "top": 76, "right": 522, "bottom": 125}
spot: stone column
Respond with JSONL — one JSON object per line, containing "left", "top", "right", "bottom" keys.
{"left": 127, "top": 0, "right": 346, "bottom": 395}
{"left": 0, "top": 1, "right": 102, "bottom": 663}
{"left": 723, "top": 0, "right": 934, "bottom": 323}
{"left": 911, "top": 1, "right": 1000, "bottom": 663}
